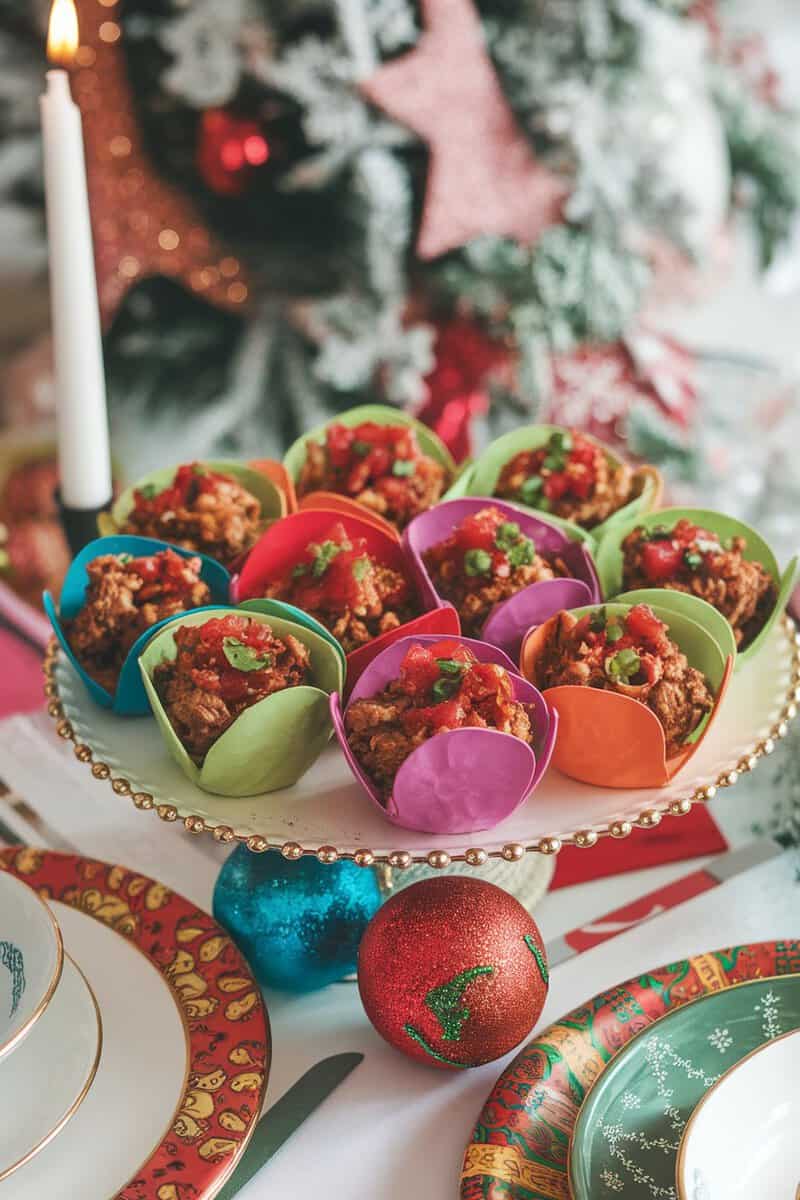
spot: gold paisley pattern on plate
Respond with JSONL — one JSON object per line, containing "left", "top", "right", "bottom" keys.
{"left": 461, "top": 1144, "right": 571, "bottom": 1198}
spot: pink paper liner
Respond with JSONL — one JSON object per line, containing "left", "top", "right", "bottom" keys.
{"left": 332, "top": 633, "right": 557, "bottom": 833}
{"left": 403, "top": 497, "right": 601, "bottom": 658}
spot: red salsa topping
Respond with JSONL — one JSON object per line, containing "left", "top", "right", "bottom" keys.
{"left": 532, "top": 604, "right": 714, "bottom": 753}
{"left": 297, "top": 422, "right": 447, "bottom": 528}
{"left": 122, "top": 462, "right": 262, "bottom": 566}
{"left": 66, "top": 549, "right": 210, "bottom": 692}
{"left": 496, "top": 429, "right": 636, "bottom": 529}
{"left": 153, "top": 614, "right": 311, "bottom": 762}
{"left": 422, "top": 505, "right": 566, "bottom": 636}
{"left": 621, "top": 518, "right": 777, "bottom": 648}
{"left": 265, "top": 522, "right": 416, "bottom": 653}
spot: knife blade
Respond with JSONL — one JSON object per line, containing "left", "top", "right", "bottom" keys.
{"left": 215, "top": 1052, "right": 364, "bottom": 1200}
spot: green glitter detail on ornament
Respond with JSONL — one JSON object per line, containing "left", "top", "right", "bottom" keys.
{"left": 425, "top": 965, "right": 495, "bottom": 1041}
{"left": 524, "top": 935, "right": 549, "bottom": 985}
{"left": 402, "top": 1024, "right": 471, "bottom": 1068}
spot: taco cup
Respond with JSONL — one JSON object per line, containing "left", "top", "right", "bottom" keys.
{"left": 44, "top": 535, "right": 230, "bottom": 715}
{"left": 232, "top": 508, "right": 460, "bottom": 688}
{"left": 331, "top": 634, "right": 557, "bottom": 834}
{"left": 520, "top": 598, "right": 733, "bottom": 788}
{"left": 283, "top": 404, "right": 456, "bottom": 531}
{"left": 98, "top": 459, "right": 285, "bottom": 568}
{"left": 139, "top": 605, "right": 344, "bottom": 797}
{"left": 446, "top": 424, "right": 661, "bottom": 540}
{"left": 596, "top": 507, "right": 798, "bottom": 666}
{"left": 404, "top": 498, "right": 601, "bottom": 660}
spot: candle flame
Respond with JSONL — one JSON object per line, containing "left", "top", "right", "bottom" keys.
{"left": 47, "top": 0, "right": 79, "bottom": 68}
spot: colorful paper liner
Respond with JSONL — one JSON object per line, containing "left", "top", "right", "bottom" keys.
{"left": 43, "top": 535, "right": 231, "bottom": 716}
{"left": 97, "top": 459, "right": 287, "bottom": 541}
{"left": 282, "top": 402, "right": 458, "bottom": 493}
{"left": 331, "top": 633, "right": 557, "bottom": 835}
{"left": 520, "top": 598, "right": 733, "bottom": 789}
{"left": 444, "top": 424, "right": 662, "bottom": 541}
{"left": 247, "top": 458, "right": 298, "bottom": 512}
{"left": 403, "top": 497, "right": 602, "bottom": 661}
{"left": 139, "top": 605, "right": 344, "bottom": 798}
{"left": 595, "top": 505, "right": 800, "bottom": 667}
{"left": 231, "top": 506, "right": 461, "bottom": 690}
{"left": 0, "top": 847, "right": 270, "bottom": 1200}
{"left": 296, "top": 491, "right": 401, "bottom": 542}
{"left": 460, "top": 940, "right": 800, "bottom": 1200}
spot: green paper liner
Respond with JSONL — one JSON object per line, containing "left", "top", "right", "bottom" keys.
{"left": 139, "top": 606, "right": 344, "bottom": 798}
{"left": 283, "top": 403, "right": 457, "bottom": 486}
{"left": 98, "top": 460, "right": 286, "bottom": 538}
{"left": 596, "top": 506, "right": 799, "bottom": 667}
{"left": 447, "top": 424, "right": 661, "bottom": 541}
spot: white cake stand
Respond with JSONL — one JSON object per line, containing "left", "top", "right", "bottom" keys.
{"left": 45, "top": 618, "right": 800, "bottom": 871}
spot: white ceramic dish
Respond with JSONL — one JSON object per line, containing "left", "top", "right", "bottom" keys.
{"left": 0, "top": 955, "right": 101, "bottom": 1183}
{"left": 0, "top": 871, "right": 63, "bottom": 1062}
{"left": 677, "top": 1028, "right": 800, "bottom": 1200}
{"left": 0, "top": 850, "right": 270, "bottom": 1200}
{"left": 51, "top": 616, "right": 799, "bottom": 864}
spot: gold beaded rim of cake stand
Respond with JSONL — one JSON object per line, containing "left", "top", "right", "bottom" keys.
{"left": 43, "top": 619, "right": 800, "bottom": 871}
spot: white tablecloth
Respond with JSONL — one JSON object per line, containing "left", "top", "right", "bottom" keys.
{"left": 0, "top": 711, "right": 797, "bottom": 1200}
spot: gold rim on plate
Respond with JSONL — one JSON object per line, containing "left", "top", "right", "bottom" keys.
{"left": 0, "top": 953, "right": 103, "bottom": 1183}
{"left": 42, "top": 618, "right": 800, "bottom": 869}
{"left": 0, "top": 877, "right": 64, "bottom": 1062}
{"left": 674, "top": 1025, "right": 800, "bottom": 1200}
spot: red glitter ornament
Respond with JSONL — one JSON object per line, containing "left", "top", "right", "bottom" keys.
{"left": 357, "top": 877, "right": 549, "bottom": 1070}
{"left": 197, "top": 110, "right": 271, "bottom": 197}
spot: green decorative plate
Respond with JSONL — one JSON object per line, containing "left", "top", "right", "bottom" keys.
{"left": 460, "top": 941, "right": 800, "bottom": 1200}
{"left": 569, "top": 974, "right": 800, "bottom": 1199}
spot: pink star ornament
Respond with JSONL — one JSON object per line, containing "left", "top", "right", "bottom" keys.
{"left": 360, "top": 0, "right": 567, "bottom": 259}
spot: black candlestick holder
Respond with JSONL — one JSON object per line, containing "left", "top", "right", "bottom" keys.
{"left": 56, "top": 489, "right": 112, "bottom": 557}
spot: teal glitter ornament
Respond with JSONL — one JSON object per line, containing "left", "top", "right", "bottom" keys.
{"left": 212, "top": 846, "right": 383, "bottom": 992}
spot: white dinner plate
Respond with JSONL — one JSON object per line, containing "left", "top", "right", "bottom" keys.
{"left": 677, "top": 1027, "right": 800, "bottom": 1200}
{"left": 0, "top": 871, "right": 63, "bottom": 1063}
{"left": 51, "top": 616, "right": 800, "bottom": 864}
{"left": 0, "top": 954, "right": 101, "bottom": 1182}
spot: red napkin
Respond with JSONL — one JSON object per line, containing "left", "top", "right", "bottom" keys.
{"left": 0, "top": 629, "right": 46, "bottom": 718}
{"left": 551, "top": 802, "right": 728, "bottom": 889}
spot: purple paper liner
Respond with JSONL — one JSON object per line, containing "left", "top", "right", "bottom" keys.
{"left": 332, "top": 633, "right": 557, "bottom": 834}
{"left": 403, "top": 497, "right": 601, "bottom": 659}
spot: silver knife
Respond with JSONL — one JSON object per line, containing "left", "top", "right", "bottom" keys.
{"left": 215, "top": 1052, "right": 364, "bottom": 1200}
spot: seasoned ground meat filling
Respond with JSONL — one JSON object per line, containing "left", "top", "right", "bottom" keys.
{"left": 621, "top": 519, "right": 777, "bottom": 649}
{"left": 423, "top": 506, "right": 568, "bottom": 636}
{"left": 67, "top": 550, "right": 210, "bottom": 692}
{"left": 263, "top": 521, "right": 417, "bottom": 654}
{"left": 297, "top": 422, "right": 448, "bottom": 530}
{"left": 121, "top": 463, "right": 262, "bottom": 566}
{"left": 531, "top": 604, "right": 714, "bottom": 755}
{"left": 345, "top": 641, "right": 533, "bottom": 798}
{"left": 153, "top": 614, "right": 311, "bottom": 763}
{"left": 495, "top": 429, "right": 638, "bottom": 529}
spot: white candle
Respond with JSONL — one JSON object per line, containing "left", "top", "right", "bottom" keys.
{"left": 40, "top": 0, "right": 111, "bottom": 510}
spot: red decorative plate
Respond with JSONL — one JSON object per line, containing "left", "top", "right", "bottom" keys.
{"left": 460, "top": 940, "right": 800, "bottom": 1199}
{"left": 0, "top": 848, "right": 270, "bottom": 1200}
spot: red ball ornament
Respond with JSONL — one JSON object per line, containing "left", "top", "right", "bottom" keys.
{"left": 197, "top": 109, "right": 271, "bottom": 197}
{"left": 357, "top": 877, "right": 548, "bottom": 1070}
{"left": 418, "top": 318, "right": 511, "bottom": 464}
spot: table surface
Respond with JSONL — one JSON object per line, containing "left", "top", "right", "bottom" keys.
{"left": 0, "top": 703, "right": 796, "bottom": 1200}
